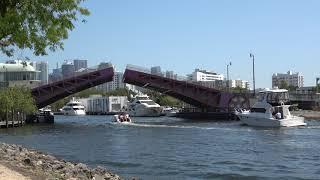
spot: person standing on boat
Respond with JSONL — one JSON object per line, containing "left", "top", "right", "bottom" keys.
{"left": 275, "top": 112, "right": 282, "bottom": 119}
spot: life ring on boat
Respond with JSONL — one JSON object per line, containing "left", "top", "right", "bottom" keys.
{"left": 280, "top": 101, "right": 284, "bottom": 106}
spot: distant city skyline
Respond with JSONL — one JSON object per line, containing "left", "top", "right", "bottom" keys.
{"left": 1, "top": 0, "right": 320, "bottom": 88}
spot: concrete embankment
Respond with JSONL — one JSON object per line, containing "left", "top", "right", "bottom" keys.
{"left": 291, "top": 110, "right": 320, "bottom": 120}
{"left": 0, "top": 143, "right": 121, "bottom": 180}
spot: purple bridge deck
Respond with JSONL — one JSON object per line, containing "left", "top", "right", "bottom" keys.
{"left": 123, "top": 65, "right": 249, "bottom": 111}
{"left": 32, "top": 66, "right": 114, "bottom": 108}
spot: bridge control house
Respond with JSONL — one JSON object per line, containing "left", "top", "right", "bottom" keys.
{"left": 0, "top": 60, "right": 40, "bottom": 88}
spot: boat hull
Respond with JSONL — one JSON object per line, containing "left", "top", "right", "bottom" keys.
{"left": 63, "top": 110, "right": 86, "bottom": 116}
{"left": 238, "top": 114, "right": 306, "bottom": 127}
{"left": 129, "top": 107, "right": 162, "bottom": 117}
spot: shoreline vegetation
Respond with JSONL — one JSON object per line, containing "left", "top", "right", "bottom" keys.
{"left": 0, "top": 143, "right": 121, "bottom": 180}
{"left": 0, "top": 87, "right": 37, "bottom": 128}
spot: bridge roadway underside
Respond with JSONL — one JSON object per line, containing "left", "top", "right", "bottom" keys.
{"left": 32, "top": 67, "right": 114, "bottom": 108}
{"left": 123, "top": 69, "right": 249, "bottom": 111}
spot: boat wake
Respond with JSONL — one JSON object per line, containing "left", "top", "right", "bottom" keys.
{"left": 113, "top": 122, "right": 230, "bottom": 130}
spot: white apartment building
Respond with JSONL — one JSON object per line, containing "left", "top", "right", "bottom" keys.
{"left": 35, "top": 61, "right": 48, "bottom": 85}
{"left": 272, "top": 71, "right": 304, "bottom": 88}
{"left": 227, "top": 80, "right": 250, "bottom": 89}
{"left": 191, "top": 69, "right": 224, "bottom": 82}
{"left": 0, "top": 60, "right": 41, "bottom": 88}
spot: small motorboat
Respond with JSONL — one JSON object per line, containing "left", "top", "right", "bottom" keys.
{"left": 113, "top": 113, "right": 132, "bottom": 123}
{"left": 236, "top": 88, "right": 306, "bottom": 127}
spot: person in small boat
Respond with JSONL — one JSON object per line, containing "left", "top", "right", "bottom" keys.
{"left": 119, "top": 115, "right": 124, "bottom": 122}
{"left": 125, "top": 114, "right": 130, "bottom": 122}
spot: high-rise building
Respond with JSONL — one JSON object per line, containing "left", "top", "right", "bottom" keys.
{"left": 73, "top": 59, "right": 88, "bottom": 71}
{"left": 96, "top": 71, "right": 125, "bottom": 92}
{"left": 61, "top": 61, "right": 75, "bottom": 78}
{"left": 35, "top": 61, "right": 48, "bottom": 85}
{"left": 165, "top": 71, "right": 176, "bottom": 79}
{"left": 151, "top": 66, "right": 162, "bottom": 76}
{"left": 98, "top": 62, "right": 113, "bottom": 69}
{"left": 227, "top": 80, "right": 250, "bottom": 89}
{"left": 272, "top": 71, "right": 304, "bottom": 88}
{"left": 49, "top": 67, "right": 62, "bottom": 82}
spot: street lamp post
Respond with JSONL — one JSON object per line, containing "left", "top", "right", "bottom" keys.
{"left": 227, "top": 62, "right": 232, "bottom": 92}
{"left": 250, "top": 53, "right": 255, "bottom": 96}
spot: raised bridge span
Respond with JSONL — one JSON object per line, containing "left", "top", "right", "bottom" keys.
{"left": 32, "top": 66, "right": 114, "bottom": 108}
{"left": 123, "top": 65, "right": 250, "bottom": 111}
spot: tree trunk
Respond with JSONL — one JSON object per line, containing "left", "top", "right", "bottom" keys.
{"left": 11, "top": 109, "right": 14, "bottom": 127}
{"left": 17, "top": 111, "right": 20, "bottom": 127}
{"left": 23, "top": 112, "right": 26, "bottom": 124}
{"left": 5, "top": 108, "right": 8, "bottom": 128}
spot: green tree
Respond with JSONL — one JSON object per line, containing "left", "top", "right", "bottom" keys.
{"left": 0, "top": 0, "right": 89, "bottom": 56}
{"left": 288, "top": 85, "right": 298, "bottom": 92}
{"left": 0, "top": 87, "right": 36, "bottom": 125}
{"left": 50, "top": 98, "right": 71, "bottom": 112}
{"left": 75, "top": 88, "right": 104, "bottom": 98}
{"left": 104, "top": 88, "right": 137, "bottom": 99}
{"left": 17, "top": 87, "right": 37, "bottom": 114}
{"left": 156, "top": 95, "right": 183, "bottom": 107}
{"left": 279, "top": 80, "right": 289, "bottom": 90}
{"left": 231, "top": 86, "right": 248, "bottom": 93}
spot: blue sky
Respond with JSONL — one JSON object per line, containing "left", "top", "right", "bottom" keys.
{"left": 2, "top": 0, "right": 320, "bottom": 88}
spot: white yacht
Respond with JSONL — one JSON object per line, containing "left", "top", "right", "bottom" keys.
{"left": 128, "top": 94, "right": 162, "bottom": 117}
{"left": 61, "top": 98, "right": 86, "bottom": 116}
{"left": 236, "top": 88, "right": 306, "bottom": 127}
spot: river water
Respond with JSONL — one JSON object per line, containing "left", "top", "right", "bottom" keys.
{"left": 0, "top": 115, "right": 320, "bottom": 179}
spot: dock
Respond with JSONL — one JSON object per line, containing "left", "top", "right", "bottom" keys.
{"left": 0, "top": 121, "right": 25, "bottom": 128}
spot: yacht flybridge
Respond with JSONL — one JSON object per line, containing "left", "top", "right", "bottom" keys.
{"left": 236, "top": 88, "right": 306, "bottom": 127}
{"left": 128, "top": 94, "right": 162, "bottom": 117}
{"left": 61, "top": 97, "right": 86, "bottom": 116}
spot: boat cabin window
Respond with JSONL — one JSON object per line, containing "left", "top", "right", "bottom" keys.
{"left": 142, "top": 101, "right": 157, "bottom": 105}
{"left": 67, "top": 103, "right": 80, "bottom": 106}
{"left": 136, "top": 96, "right": 149, "bottom": 101}
{"left": 250, "top": 108, "right": 266, "bottom": 113}
{"left": 73, "top": 108, "right": 84, "bottom": 110}
{"left": 266, "top": 92, "right": 289, "bottom": 104}
{"left": 257, "top": 93, "right": 265, "bottom": 102}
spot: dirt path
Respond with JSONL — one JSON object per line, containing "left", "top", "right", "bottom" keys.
{"left": 0, "top": 164, "right": 30, "bottom": 180}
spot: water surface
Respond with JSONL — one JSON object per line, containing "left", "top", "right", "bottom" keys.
{"left": 0, "top": 115, "right": 319, "bottom": 179}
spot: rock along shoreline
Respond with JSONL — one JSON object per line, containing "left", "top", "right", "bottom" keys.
{"left": 0, "top": 143, "right": 121, "bottom": 180}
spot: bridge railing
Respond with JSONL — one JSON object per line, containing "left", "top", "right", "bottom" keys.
{"left": 126, "top": 64, "right": 151, "bottom": 74}
{"left": 126, "top": 64, "right": 233, "bottom": 90}
{"left": 126, "top": 64, "right": 189, "bottom": 81}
